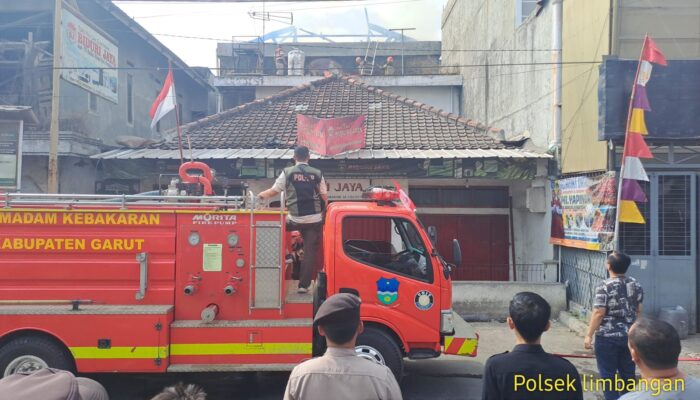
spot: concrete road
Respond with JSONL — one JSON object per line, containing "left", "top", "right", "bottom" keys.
{"left": 88, "top": 358, "right": 483, "bottom": 400}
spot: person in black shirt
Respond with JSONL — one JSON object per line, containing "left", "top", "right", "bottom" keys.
{"left": 482, "top": 292, "right": 583, "bottom": 400}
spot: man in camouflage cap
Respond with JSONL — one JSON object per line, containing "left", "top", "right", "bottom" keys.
{"left": 283, "top": 293, "right": 402, "bottom": 400}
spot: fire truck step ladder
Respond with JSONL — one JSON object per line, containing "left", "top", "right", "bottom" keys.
{"left": 248, "top": 191, "right": 285, "bottom": 313}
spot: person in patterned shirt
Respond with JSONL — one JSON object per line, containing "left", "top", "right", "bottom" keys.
{"left": 584, "top": 251, "right": 644, "bottom": 400}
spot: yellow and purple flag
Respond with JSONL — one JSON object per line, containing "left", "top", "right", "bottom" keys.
{"left": 618, "top": 36, "right": 667, "bottom": 224}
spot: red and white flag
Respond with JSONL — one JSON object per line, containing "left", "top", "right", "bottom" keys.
{"left": 150, "top": 66, "right": 176, "bottom": 130}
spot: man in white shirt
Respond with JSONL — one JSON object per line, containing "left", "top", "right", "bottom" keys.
{"left": 620, "top": 317, "right": 700, "bottom": 399}
{"left": 258, "top": 146, "right": 327, "bottom": 293}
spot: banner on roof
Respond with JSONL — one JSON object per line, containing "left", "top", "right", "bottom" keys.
{"left": 296, "top": 114, "right": 366, "bottom": 156}
{"left": 61, "top": 7, "right": 119, "bottom": 103}
{"left": 550, "top": 172, "right": 617, "bottom": 251}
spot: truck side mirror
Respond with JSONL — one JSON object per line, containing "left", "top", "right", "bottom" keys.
{"left": 452, "top": 239, "right": 462, "bottom": 268}
{"left": 427, "top": 226, "right": 437, "bottom": 245}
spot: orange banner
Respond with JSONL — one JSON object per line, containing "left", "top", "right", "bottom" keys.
{"left": 296, "top": 114, "right": 366, "bottom": 156}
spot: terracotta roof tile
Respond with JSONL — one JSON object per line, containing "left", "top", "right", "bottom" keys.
{"left": 162, "top": 75, "right": 505, "bottom": 151}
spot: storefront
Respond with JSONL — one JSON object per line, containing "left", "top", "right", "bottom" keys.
{"left": 559, "top": 58, "right": 700, "bottom": 330}
{"left": 94, "top": 75, "right": 552, "bottom": 281}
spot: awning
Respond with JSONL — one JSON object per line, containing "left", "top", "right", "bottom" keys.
{"left": 92, "top": 148, "right": 551, "bottom": 160}
{"left": 0, "top": 106, "right": 38, "bottom": 124}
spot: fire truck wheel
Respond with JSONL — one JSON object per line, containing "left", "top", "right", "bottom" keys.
{"left": 355, "top": 327, "right": 403, "bottom": 381}
{"left": 0, "top": 335, "right": 75, "bottom": 378}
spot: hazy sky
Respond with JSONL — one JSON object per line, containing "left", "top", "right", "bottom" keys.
{"left": 114, "top": 0, "right": 448, "bottom": 70}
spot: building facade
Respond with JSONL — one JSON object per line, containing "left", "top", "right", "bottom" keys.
{"left": 0, "top": 0, "right": 216, "bottom": 194}
{"left": 559, "top": 0, "right": 700, "bottom": 331}
{"left": 441, "top": 0, "right": 560, "bottom": 276}
{"left": 215, "top": 40, "right": 462, "bottom": 115}
{"left": 95, "top": 76, "right": 552, "bottom": 282}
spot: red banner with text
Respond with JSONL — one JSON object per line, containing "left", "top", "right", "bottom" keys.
{"left": 296, "top": 114, "right": 366, "bottom": 156}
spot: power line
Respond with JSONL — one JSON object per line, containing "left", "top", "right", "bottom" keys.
{"left": 5, "top": 23, "right": 561, "bottom": 53}
{"left": 152, "top": 32, "right": 560, "bottom": 52}
{"left": 114, "top": 0, "right": 432, "bottom": 17}
{"left": 36, "top": 61, "right": 601, "bottom": 72}
{"left": 0, "top": 63, "right": 591, "bottom": 103}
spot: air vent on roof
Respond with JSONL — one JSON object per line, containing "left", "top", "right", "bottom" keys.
{"left": 368, "top": 102, "right": 383, "bottom": 110}
{"left": 292, "top": 105, "right": 309, "bottom": 112}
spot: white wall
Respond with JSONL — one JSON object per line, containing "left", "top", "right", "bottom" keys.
{"left": 510, "top": 178, "right": 554, "bottom": 268}
{"left": 453, "top": 281, "right": 566, "bottom": 320}
{"left": 442, "top": 0, "right": 555, "bottom": 149}
{"left": 441, "top": 0, "right": 555, "bottom": 272}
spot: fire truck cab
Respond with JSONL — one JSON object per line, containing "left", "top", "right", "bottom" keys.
{"left": 0, "top": 187, "right": 477, "bottom": 380}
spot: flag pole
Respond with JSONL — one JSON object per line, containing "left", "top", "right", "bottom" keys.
{"left": 170, "top": 61, "right": 185, "bottom": 164}
{"left": 612, "top": 34, "right": 649, "bottom": 251}
{"left": 186, "top": 135, "right": 193, "bottom": 163}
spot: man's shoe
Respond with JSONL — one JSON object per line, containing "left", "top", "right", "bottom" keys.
{"left": 297, "top": 287, "right": 309, "bottom": 294}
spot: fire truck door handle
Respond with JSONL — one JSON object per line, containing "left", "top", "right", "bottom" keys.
{"left": 135, "top": 252, "right": 148, "bottom": 300}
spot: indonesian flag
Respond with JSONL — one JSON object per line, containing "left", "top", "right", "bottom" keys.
{"left": 150, "top": 66, "right": 176, "bottom": 130}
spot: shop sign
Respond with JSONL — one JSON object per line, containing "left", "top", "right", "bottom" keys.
{"left": 550, "top": 172, "right": 617, "bottom": 251}
{"left": 61, "top": 7, "right": 119, "bottom": 103}
{"left": 326, "top": 178, "right": 370, "bottom": 200}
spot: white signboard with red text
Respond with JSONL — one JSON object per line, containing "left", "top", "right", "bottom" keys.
{"left": 61, "top": 7, "right": 119, "bottom": 103}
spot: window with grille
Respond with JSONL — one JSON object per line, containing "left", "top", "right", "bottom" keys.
{"left": 659, "top": 175, "right": 691, "bottom": 256}
{"left": 516, "top": 0, "right": 539, "bottom": 25}
{"left": 619, "top": 176, "right": 693, "bottom": 257}
{"left": 620, "top": 181, "right": 651, "bottom": 256}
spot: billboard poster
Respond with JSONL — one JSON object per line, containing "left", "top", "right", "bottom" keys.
{"left": 0, "top": 120, "right": 22, "bottom": 189}
{"left": 550, "top": 172, "right": 617, "bottom": 251}
{"left": 61, "top": 7, "right": 119, "bottom": 103}
{"left": 297, "top": 114, "right": 366, "bottom": 156}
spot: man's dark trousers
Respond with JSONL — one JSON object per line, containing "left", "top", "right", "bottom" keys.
{"left": 288, "top": 221, "right": 321, "bottom": 289}
{"left": 595, "top": 335, "right": 635, "bottom": 400}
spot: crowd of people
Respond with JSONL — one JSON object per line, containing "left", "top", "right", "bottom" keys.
{"left": 481, "top": 251, "right": 698, "bottom": 400}
{"left": 0, "top": 251, "right": 696, "bottom": 399}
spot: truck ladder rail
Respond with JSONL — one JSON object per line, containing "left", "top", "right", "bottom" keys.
{"left": 2, "top": 192, "right": 248, "bottom": 210}
{"left": 248, "top": 190, "right": 287, "bottom": 313}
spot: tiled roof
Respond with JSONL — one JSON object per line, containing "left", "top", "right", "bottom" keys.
{"left": 159, "top": 75, "right": 506, "bottom": 151}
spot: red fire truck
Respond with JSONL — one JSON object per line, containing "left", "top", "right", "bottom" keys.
{"left": 0, "top": 167, "right": 477, "bottom": 380}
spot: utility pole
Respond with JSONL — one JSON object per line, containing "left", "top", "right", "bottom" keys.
{"left": 389, "top": 27, "right": 414, "bottom": 75}
{"left": 48, "top": 0, "right": 62, "bottom": 193}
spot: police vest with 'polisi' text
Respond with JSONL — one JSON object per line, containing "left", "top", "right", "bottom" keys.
{"left": 284, "top": 164, "right": 323, "bottom": 217}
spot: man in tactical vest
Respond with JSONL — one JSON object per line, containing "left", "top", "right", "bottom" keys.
{"left": 258, "top": 146, "right": 328, "bottom": 293}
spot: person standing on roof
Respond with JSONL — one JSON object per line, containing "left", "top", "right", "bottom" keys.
{"left": 275, "top": 45, "right": 286, "bottom": 76}
{"left": 258, "top": 146, "right": 327, "bottom": 294}
{"left": 382, "top": 56, "right": 396, "bottom": 76}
